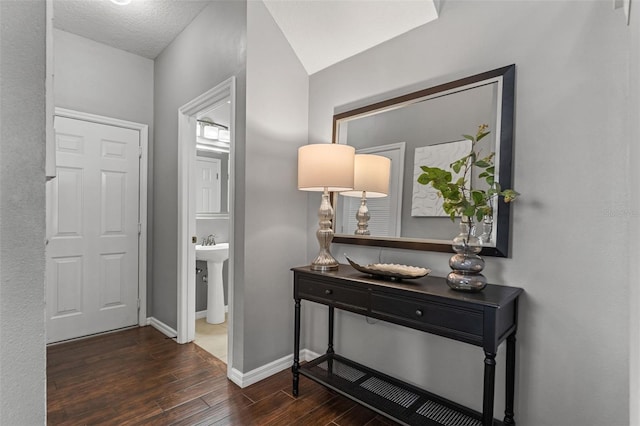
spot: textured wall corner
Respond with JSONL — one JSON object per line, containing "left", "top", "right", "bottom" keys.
{"left": 0, "top": 0, "right": 47, "bottom": 424}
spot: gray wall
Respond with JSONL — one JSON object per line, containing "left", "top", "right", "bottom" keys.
{"left": 629, "top": 1, "right": 640, "bottom": 423}
{"left": 54, "top": 29, "right": 154, "bottom": 125}
{"left": 308, "top": 2, "right": 635, "bottom": 425}
{"left": 242, "top": 0, "right": 309, "bottom": 371}
{"left": 53, "top": 28, "right": 155, "bottom": 312}
{"left": 152, "top": 0, "right": 246, "bottom": 347}
{"left": 153, "top": 0, "right": 310, "bottom": 374}
{"left": 0, "top": 0, "right": 47, "bottom": 423}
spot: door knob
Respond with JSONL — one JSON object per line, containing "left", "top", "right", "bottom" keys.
{"left": 192, "top": 236, "right": 198, "bottom": 243}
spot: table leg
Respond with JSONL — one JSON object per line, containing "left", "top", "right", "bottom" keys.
{"left": 483, "top": 351, "right": 496, "bottom": 426}
{"left": 504, "top": 333, "right": 516, "bottom": 425}
{"left": 292, "top": 298, "right": 301, "bottom": 396}
{"left": 327, "top": 306, "right": 335, "bottom": 355}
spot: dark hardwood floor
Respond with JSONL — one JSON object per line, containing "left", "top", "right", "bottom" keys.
{"left": 47, "top": 326, "right": 399, "bottom": 425}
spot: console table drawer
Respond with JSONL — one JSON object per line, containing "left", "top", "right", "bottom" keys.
{"left": 371, "top": 293, "right": 483, "bottom": 338}
{"left": 296, "top": 278, "right": 368, "bottom": 312}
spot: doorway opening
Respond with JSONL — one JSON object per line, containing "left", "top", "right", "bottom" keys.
{"left": 193, "top": 101, "right": 232, "bottom": 363}
{"left": 176, "top": 77, "right": 235, "bottom": 377}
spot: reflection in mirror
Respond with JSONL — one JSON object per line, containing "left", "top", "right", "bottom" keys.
{"left": 338, "top": 144, "right": 404, "bottom": 237}
{"left": 332, "top": 65, "right": 515, "bottom": 256}
{"left": 338, "top": 154, "right": 391, "bottom": 236}
{"left": 196, "top": 100, "right": 230, "bottom": 219}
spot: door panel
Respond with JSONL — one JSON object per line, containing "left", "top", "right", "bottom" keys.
{"left": 50, "top": 256, "right": 83, "bottom": 318}
{"left": 47, "top": 116, "right": 140, "bottom": 343}
{"left": 196, "top": 157, "right": 221, "bottom": 213}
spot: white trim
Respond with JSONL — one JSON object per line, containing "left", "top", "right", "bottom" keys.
{"left": 177, "top": 77, "right": 236, "bottom": 382}
{"left": 196, "top": 213, "right": 230, "bottom": 220}
{"left": 228, "top": 367, "right": 245, "bottom": 387}
{"left": 56, "top": 108, "right": 147, "bottom": 131}
{"left": 46, "top": 325, "right": 139, "bottom": 346}
{"left": 196, "top": 305, "right": 228, "bottom": 320}
{"left": 228, "top": 349, "right": 321, "bottom": 388}
{"left": 147, "top": 317, "right": 178, "bottom": 339}
{"left": 45, "top": 0, "right": 55, "bottom": 179}
{"left": 301, "top": 349, "right": 321, "bottom": 362}
{"left": 54, "top": 107, "right": 149, "bottom": 327}
{"left": 177, "top": 110, "right": 195, "bottom": 344}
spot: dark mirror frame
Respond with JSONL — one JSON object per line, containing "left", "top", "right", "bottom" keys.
{"left": 331, "top": 65, "right": 516, "bottom": 257}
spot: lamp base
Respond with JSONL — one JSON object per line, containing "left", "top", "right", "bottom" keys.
{"left": 354, "top": 193, "right": 370, "bottom": 235}
{"left": 311, "top": 189, "right": 339, "bottom": 272}
{"left": 310, "top": 251, "right": 339, "bottom": 271}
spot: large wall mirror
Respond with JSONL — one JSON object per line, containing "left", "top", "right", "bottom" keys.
{"left": 332, "top": 65, "right": 515, "bottom": 256}
{"left": 196, "top": 99, "right": 231, "bottom": 219}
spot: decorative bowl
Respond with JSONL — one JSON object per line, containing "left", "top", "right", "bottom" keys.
{"left": 345, "top": 256, "right": 430, "bottom": 281}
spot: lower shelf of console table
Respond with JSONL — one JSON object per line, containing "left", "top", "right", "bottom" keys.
{"left": 300, "top": 353, "right": 500, "bottom": 426}
{"left": 291, "top": 264, "right": 523, "bottom": 426}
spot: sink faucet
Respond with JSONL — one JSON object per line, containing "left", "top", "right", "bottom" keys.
{"left": 202, "top": 234, "right": 217, "bottom": 246}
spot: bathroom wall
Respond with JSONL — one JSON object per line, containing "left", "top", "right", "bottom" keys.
{"left": 195, "top": 261, "right": 207, "bottom": 312}
{"left": 0, "top": 1, "right": 46, "bottom": 423}
{"left": 308, "top": 2, "right": 634, "bottom": 425}
{"left": 196, "top": 218, "right": 230, "bottom": 243}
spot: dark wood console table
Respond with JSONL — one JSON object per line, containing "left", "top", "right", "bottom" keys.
{"left": 291, "top": 264, "right": 523, "bottom": 426}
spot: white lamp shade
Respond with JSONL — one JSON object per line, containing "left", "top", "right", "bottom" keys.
{"left": 340, "top": 154, "right": 390, "bottom": 198}
{"left": 298, "top": 144, "right": 355, "bottom": 192}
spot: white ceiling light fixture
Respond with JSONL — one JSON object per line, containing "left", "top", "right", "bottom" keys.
{"left": 203, "top": 126, "right": 219, "bottom": 140}
{"left": 110, "top": 0, "right": 132, "bottom": 5}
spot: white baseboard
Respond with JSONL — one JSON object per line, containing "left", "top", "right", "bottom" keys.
{"left": 147, "top": 317, "right": 177, "bottom": 339}
{"left": 196, "top": 306, "right": 229, "bottom": 320}
{"left": 145, "top": 317, "right": 319, "bottom": 390}
{"left": 228, "top": 349, "right": 320, "bottom": 388}
{"left": 301, "top": 349, "right": 321, "bottom": 362}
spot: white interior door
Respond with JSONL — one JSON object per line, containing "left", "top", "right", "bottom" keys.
{"left": 195, "top": 157, "right": 221, "bottom": 213}
{"left": 46, "top": 116, "right": 140, "bottom": 343}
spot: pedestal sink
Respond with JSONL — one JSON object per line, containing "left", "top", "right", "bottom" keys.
{"left": 195, "top": 243, "right": 229, "bottom": 324}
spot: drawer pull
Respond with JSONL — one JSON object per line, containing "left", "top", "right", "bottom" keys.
{"left": 415, "top": 309, "right": 423, "bottom": 317}
{"left": 325, "top": 289, "right": 333, "bottom": 295}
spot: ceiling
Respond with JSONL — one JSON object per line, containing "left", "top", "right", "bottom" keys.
{"left": 262, "top": 0, "right": 438, "bottom": 74}
{"left": 53, "top": 0, "right": 439, "bottom": 73}
{"left": 53, "top": 0, "right": 212, "bottom": 59}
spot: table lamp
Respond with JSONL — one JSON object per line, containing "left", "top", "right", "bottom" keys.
{"left": 339, "top": 154, "right": 391, "bottom": 235}
{"left": 298, "top": 143, "right": 355, "bottom": 271}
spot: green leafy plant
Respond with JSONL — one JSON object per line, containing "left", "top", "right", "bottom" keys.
{"left": 417, "top": 124, "right": 519, "bottom": 224}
